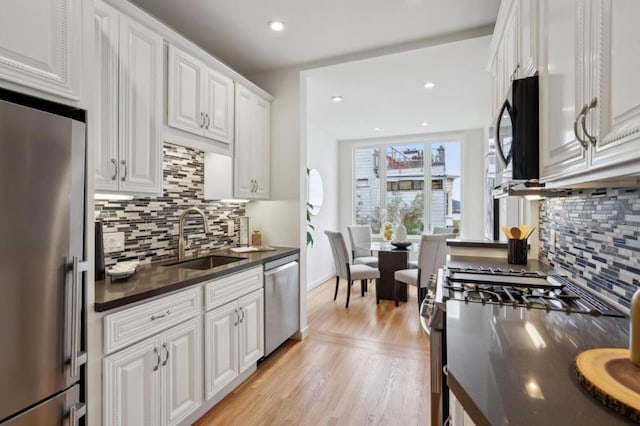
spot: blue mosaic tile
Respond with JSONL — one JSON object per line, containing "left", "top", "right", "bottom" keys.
{"left": 540, "top": 187, "right": 640, "bottom": 309}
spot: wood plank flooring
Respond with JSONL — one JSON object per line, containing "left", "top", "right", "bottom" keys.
{"left": 195, "top": 278, "right": 431, "bottom": 425}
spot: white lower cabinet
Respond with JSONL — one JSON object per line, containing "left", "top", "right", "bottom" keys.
{"left": 104, "top": 316, "right": 202, "bottom": 426}
{"left": 205, "top": 288, "right": 264, "bottom": 400}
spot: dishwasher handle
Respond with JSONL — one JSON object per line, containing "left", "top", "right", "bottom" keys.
{"left": 264, "top": 261, "right": 298, "bottom": 276}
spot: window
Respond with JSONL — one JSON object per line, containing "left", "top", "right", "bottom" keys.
{"left": 353, "top": 140, "right": 462, "bottom": 236}
{"left": 354, "top": 147, "right": 381, "bottom": 233}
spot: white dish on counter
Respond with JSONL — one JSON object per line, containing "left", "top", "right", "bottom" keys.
{"left": 107, "top": 261, "right": 140, "bottom": 280}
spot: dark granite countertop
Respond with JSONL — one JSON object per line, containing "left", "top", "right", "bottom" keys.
{"left": 95, "top": 247, "right": 299, "bottom": 312}
{"left": 447, "top": 239, "right": 508, "bottom": 249}
{"left": 446, "top": 301, "right": 630, "bottom": 425}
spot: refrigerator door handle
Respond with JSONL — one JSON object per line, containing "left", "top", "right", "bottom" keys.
{"left": 70, "top": 257, "right": 88, "bottom": 378}
{"left": 69, "top": 402, "right": 86, "bottom": 425}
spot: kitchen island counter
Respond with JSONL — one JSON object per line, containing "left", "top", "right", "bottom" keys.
{"left": 95, "top": 247, "right": 299, "bottom": 312}
{"left": 446, "top": 301, "right": 630, "bottom": 425}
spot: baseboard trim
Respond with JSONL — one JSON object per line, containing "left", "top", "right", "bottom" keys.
{"left": 308, "top": 273, "right": 335, "bottom": 290}
{"left": 292, "top": 326, "right": 309, "bottom": 341}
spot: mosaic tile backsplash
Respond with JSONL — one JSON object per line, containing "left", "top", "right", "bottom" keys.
{"left": 95, "top": 143, "right": 245, "bottom": 266}
{"left": 539, "top": 187, "right": 640, "bottom": 310}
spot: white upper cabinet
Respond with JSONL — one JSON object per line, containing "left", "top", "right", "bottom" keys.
{"left": 167, "top": 45, "right": 234, "bottom": 145}
{"left": 538, "top": 0, "right": 640, "bottom": 185}
{"left": 94, "top": 2, "right": 120, "bottom": 191}
{"left": 0, "top": 0, "right": 82, "bottom": 102}
{"left": 118, "top": 15, "right": 163, "bottom": 193}
{"left": 489, "top": 0, "right": 535, "bottom": 116}
{"left": 539, "top": 0, "right": 591, "bottom": 181}
{"left": 167, "top": 47, "right": 204, "bottom": 134}
{"left": 234, "top": 84, "right": 271, "bottom": 200}
{"left": 94, "top": 1, "right": 163, "bottom": 195}
{"left": 587, "top": 0, "right": 640, "bottom": 171}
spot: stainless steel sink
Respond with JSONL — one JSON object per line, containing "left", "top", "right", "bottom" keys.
{"left": 163, "top": 255, "right": 246, "bottom": 270}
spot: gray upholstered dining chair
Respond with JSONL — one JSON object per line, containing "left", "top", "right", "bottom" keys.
{"left": 325, "top": 230, "right": 380, "bottom": 308}
{"left": 408, "top": 226, "right": 454, "bottom": 269}
{"left": 346, "top": 225, "right": 378, "bottom": 268}
{"left": 394, "top": 233, "right": 455, "bottom": 308}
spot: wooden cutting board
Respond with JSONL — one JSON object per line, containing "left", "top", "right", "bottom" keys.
{"left": 575, "top": 348, "right": 640, "bottom": 423}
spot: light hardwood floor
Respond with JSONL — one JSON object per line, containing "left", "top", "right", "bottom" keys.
{"left": 196, "top": 278, "right": 431, "bottom": 425}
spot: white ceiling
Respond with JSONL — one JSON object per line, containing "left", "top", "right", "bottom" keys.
{"left": 306, "top": 36, "right": 493, "bottom": 140}
{"left": 129, "top": 0, "right": 500, "bottom": 74}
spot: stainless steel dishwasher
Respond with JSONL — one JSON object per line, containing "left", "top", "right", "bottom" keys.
{"left": 264, "top": 254, "right": 299, "bottom": 357}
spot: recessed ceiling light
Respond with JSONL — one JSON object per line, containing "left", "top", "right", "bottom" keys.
{"left": 423, "top": 81, "right": 436, "bottom": 89}
{"left": 331, "top": 96, "right": 343, "bottom": 102}
{"left": 421, "top": 122, "right": 429, "bottom": 127}
{"left": 269, "top": 21, "right": 285, "bottom": 31}
{"left": 374, "top": 127, "right": 380, "bottom": 132}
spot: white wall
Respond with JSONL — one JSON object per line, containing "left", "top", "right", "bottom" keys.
{"left": 306, "top": 121, "right": 339, "bottom": 288}
{"left": 246, "top": 67, "right": 301, "bottom": 247}
{"left": 338, "top": 129, "right": 486, "bottom": 240}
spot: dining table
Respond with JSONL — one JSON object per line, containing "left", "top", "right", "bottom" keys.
{"left": 360, "top": 241, "right": 419, "bottom": 303}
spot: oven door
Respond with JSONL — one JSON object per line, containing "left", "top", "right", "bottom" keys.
{"left": 420, "top": 295, "right": 448, "bottom": 426}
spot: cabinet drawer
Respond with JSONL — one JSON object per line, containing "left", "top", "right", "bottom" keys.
{"left": 205, "top": 266, "right": 263, "bottom": 311}
{"left": 104, "top": 287, "right": 201, "bottom": 354}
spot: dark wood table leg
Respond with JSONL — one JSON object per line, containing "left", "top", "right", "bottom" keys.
{"left": 376, "top": 250, "right": 408, "bottom": 302}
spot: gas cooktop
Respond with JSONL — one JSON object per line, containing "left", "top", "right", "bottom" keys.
{"left": 442, "top": 266, "right": 624, "bottom": 317}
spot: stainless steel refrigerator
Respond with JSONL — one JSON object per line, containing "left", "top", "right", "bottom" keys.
{"left": 0, "top": 93, "right": 88, "bottom": 425}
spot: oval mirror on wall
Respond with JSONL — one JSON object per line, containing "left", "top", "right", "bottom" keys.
{"left": 307, "top": 168, "right": 323, "bottom": 215}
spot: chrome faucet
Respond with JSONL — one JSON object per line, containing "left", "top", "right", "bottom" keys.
{"left": 178, "top": 207, "right": 211, "bottom": 260}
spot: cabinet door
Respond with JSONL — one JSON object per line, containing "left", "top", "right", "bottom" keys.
{"left": 118, "top": 15, "right": 163, "bottom": 194}
{"left": 519, "top": 0, "right": 538, "bottom": 76}
{"left": 503, "top": 3, "right": 519, "bottom": 83}
{"left": 234, "top": 85, "right": 256, "bottom": 199}
{"left": 590, "top": 0, "right": 640, "bottom": 169}
{"left": 204, "top": 303, "right": 239, "bottom": 399}
{"left": 238, "top": 289, "right": 264, "bottom": 372}
{"left": 104, "top": 336, "right": 162, "bottom": 426}
{"left": 203, "top": 69, "right": 234, "bottom": 144}
{"left": 163, "top": 317, "right": 203, "bottom": 426}
{"left": 251, "top": 96, "right": 271, "bottom": 199}
{"left": 167, "top": 46, "right": 205, "bottom": 136}
{"left": 539, "top": 0, "right": 590, "bottom": 180}
{"left": 0, "top": 0, "right": 81, "bottom": 101}
{"left": 94, "top": 0, "right": 120, "bottom": 191}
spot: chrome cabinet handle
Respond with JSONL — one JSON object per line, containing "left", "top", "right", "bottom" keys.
{"left": 151, "top": 310, "right": 171, "bottom": 321}
{"left": 70, "top": 257, "right": 88, "bottom": 378}
{"left": 162, "top": 343, "right": 169, "bottom": 367}
{"left": 234, "top": 308, "right": 239, "bottom": 326}
{"left": 69, "top": 403, "right": 86, "bottom": 426}
{"left": 200, "top": 112, "right": 205, "bottom": 128}
{"left": 239, "top": 307, "right": 245, "bottom": 323}
{"left": 573, "top": 104, "right": 590, "bottom": 150}
{"left": 443, "top": 365, "right": 449, "bottom": 376}
{"left": 580, "top": 97, "right": 598, "bottom": 146}
{"left": 205, "top": 113, "right": 210, "bottom": 129}
{"left": 110, "top": 158, "right": 118, "bottom": 181}
{"left": 153, "top": 347, "right": 160, "bottom": 371}
{"left": 120, "top": 160, "right": 128, "bottom": 181}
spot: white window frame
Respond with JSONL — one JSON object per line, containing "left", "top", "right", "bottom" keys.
{"left": 351, "top": 132, "right": 467, "bottom": 237}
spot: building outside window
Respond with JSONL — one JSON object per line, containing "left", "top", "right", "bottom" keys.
{"left": 354, "top": 140, "right": 462, "bottom": 236}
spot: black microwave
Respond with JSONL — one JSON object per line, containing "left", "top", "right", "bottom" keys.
{"left": 494, "top": 75, "right": 539, "bottom": 185}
